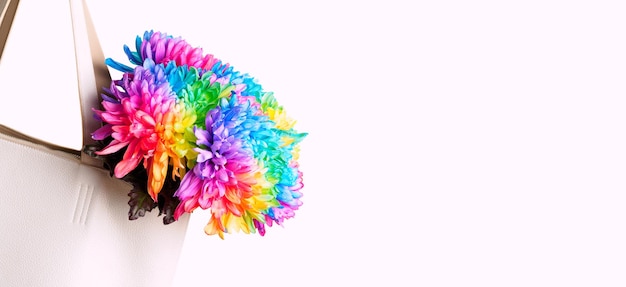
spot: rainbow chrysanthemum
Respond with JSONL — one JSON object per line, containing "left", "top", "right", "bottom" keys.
{"left": 90, "top": 30, "right": 306, "bottom": 238}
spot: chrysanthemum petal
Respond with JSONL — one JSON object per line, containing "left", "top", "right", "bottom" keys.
{"left": 92, "top": 30, "right": 307, "bottom": 237}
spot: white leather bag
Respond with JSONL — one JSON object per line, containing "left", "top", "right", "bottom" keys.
{"left": 0, "top": 0, "right": 190, "bottom": 286}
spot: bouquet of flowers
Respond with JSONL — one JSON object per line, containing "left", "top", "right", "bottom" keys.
{"left": 86, "top": 31, "right": 307, "bottom": 239}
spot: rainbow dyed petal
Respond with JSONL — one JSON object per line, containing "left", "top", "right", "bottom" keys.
{"left": 91, "top": 30, "right": 307, "bottom": 238}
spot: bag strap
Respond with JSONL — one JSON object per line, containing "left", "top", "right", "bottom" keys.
{"left": 0, "top": 0, "right": 109, "bottom": 168}
{"left": 69, "top": 0, "right": 110, "bottom": 168}
{"left": 0, "top": 0, "right": 20, "bottom": 59}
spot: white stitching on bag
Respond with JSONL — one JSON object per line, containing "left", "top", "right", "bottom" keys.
{"left": 72, "top": 183, "right": 93, "bottom": 225}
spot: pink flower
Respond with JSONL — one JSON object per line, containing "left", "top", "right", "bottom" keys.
{"left": 92, "top": 60, "right": 178, "bottom": 200}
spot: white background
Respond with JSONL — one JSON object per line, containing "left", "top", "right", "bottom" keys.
{"left": 6, "top": 0, "right": 626, "bottom": 286}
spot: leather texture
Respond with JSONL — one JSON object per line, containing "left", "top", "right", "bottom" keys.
{"left": 0, "top": 0, "right": 190, "bottom": 286}
{"left": 0, "top": 133, "right": 190, "bottom": 286}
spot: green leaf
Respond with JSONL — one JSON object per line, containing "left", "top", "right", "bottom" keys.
{"left": 85, "top": 137, "right": 183, "bottom": 225}
{"left": 127, "top": 182, "right": 157, "bottom": 220}
{"left": 156, "top": 173, "right": 181, "bottom": 225}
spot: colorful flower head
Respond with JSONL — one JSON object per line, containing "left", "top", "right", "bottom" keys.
{"left": 91, "top": 30, "right": 307, "bottom": 238}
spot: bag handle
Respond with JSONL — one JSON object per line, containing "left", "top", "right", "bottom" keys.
{"left": 0, "top": 0, "right": 110, "bottom": 168}
{"left": 0, "top": 0, "right": 20, "bottom": 59}
{"left": 69, "top": 0, "right": 111, "bottom": 168}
